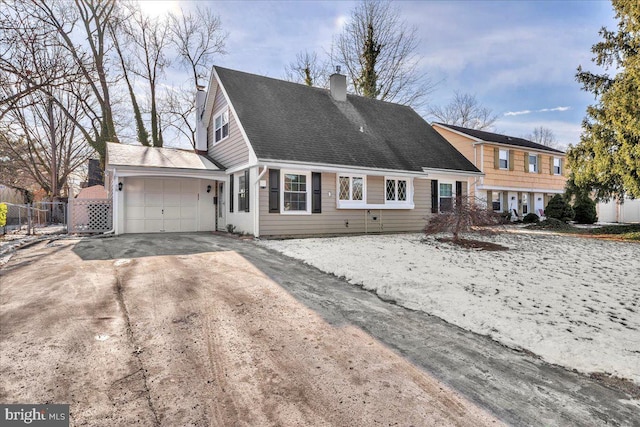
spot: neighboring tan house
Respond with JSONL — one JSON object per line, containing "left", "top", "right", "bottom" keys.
{"left": 432, "top": 123, "right": 567, "bottom": 218}
{"left": 105, "top": 66, "right": 482, "bottom": 236}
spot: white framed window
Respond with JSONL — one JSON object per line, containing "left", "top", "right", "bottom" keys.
{"left": 282, "top": 171, "right": 311, "bottom": 214}
{"left": 337, "top": 175, "right": 366, "bottom": 204}
{"left": 213, "top": 108, "right": 229, "bottom": 144}
{"left": 499, "top": 149, "right": 509, "bottom": 169}
{"left": 553, "top": 157, "right": 562, "bottom": 175}
{"left": 529, "top": 154, "right": 538, "bottom": 173}
{"left": 491, "top": 191, "right": 502, "bottom": 212}
{"left": 440, "top": 183, "right": 453, "bottom": 212}
{"left": 384, "top": 177, "right": 413, "bottom": 205}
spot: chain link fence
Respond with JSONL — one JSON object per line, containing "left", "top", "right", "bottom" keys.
{"left": 1, "top": 202, "right": 67, "bottom": 234}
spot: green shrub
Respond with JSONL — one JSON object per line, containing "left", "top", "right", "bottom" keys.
{"left": 523, "top": 212, "right": 540, "bottom": 224}
{"left": 545, "top": 194, "right": 574, "bottom": 222}
{"left": 0, "top": 203, "right": 6, "bottom": 227}
{"left": 530, "top": 218, "right": 575, "bottom": 231}
{"left": 573, "top": 196, "right": 598, "bottom": 224}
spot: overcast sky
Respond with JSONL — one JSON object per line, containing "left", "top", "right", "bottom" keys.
{"left": 143, "top": 0, "right": 618, "bottom": 149}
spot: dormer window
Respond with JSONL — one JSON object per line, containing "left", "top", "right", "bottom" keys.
{"left": 214, "top": 108, "right": 229, "bottom": 143}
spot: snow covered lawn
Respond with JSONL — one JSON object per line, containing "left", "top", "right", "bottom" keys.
{"left": 261, "top": 232, "right": 640, "bottom": 384}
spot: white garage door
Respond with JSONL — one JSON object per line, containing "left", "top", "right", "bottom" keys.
{"left": 125, "top": 178, "right": 198, "bottom": 233}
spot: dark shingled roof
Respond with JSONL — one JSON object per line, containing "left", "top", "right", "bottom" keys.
{"left": 434, "top": 123, "right": 565, "bottom": 154}
{"left": 215, "top": 66, "right": 480, "bottom": 174}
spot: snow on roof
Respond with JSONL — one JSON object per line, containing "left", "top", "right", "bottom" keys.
{"left": 106, "top": 142, "right": 223, "bottom": 171}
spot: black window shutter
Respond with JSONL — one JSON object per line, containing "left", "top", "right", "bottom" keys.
{"left": 431, "top": 180, "right": 439, "bottom": 213}
{"left": 244, "top": 169, "right": 250, "bottom": 212}
{"left": 312, "top": 172, "right": 322, "bottom": 213}
{"left": 269, "top": 169, "right": 280, "bottom": 213}
{"left": 456, "top": 181, "right": 463, "bottom": 207}
{"left": 229, "top": 173, "right": 234, "bottom": 212}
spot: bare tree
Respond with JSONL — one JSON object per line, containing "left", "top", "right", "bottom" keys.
{"left": 2, "top": 0, "right": 121, "bottom": 165}
{"left": 332, "top": 0, "right": 434, "bottom": 108}
{"left": 164, "top": 6, "right": 227, "bottom": 148}
{"left": 161, "top": 86, "right": 197, "bottom": 148}
{"left": 114, "top": 4, "right": 171, "bottom": 147}
{"left": 524, "top": 126, "right": 560, "bottom": 149}
{"left": 169, "top": 6, "right": 227, "bottom": 88}
{"left": 0, "top": 3, "right": 81, "bottom": 121}
{"left": 284, "top": 50, "right": 330, "bottom": 88}
{"left": 424, "top": 196, "right": 502, "bottom": 241}
{"left": 428, "top": 91, "right": 497, "bottom": 130}
{"left": 0, "top": 88, "right": 93, "bottom": 198}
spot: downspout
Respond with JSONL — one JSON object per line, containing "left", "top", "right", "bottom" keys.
{"left": 103, "top": 169, "right": 117, "bottom": 235}
{"left": 253, "top": 165, "right": 268, "bottom": 238}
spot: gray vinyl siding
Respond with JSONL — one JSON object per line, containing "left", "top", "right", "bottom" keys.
{"left": 207, "top": 87, "right": 249, "bottom": 168}
{"left": 259, "top": 172, "right": 431, "bottom": 237}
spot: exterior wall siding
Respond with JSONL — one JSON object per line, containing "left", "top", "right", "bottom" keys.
{"left": 433, "top": 127, "right": 476, "bottom": 164}
{"left": 259, "top": 172, "right": 432, "bottom": 236}
{"left": 207, "top": 87, "right": 249, "bottom": 169}
{"left": 482, "top": 145, "right": 567, "bottom": 190}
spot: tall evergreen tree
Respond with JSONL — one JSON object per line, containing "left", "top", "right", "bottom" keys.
{"left": 568, "top": 0, "right": 640, "bottom": 199}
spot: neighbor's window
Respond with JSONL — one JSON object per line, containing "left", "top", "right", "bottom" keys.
{"left": 492, "top": 191, "right": 501, "bottom": 211}
{"left": 385, "top": 179, "right": 407, "bottom": 202}
{"left": 499, "top": 149, "right": 509, "bottom": 169}
{"left": 529, "top": 154, "right": 538, "bottom": 173}
{"left": 554, "top": 158, "right": 562, "bottom": 175}
{"left": 338, "top": 175, "right": 364, "bottom": 201}
{"left": 238, "top": 174, "right": 247, "bottom": 211}
{"left": 439, "top": 183, "right": 453, "bottom": 212}
{"left": 283, "top": 173, "right": 308, "bottom": 211}
{"left": 214, "top": 109, "right": 229, "bottom": 143}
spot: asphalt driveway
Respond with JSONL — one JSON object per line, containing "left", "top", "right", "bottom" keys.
{"left": 1, "top": 233, "right": 638, "bottom": 426}
{"left": 1, "top": 233, "right": 497, "bottom": 426}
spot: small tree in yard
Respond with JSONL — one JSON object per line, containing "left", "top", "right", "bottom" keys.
{"left": 545, "top": 194, "right": 575, "bottom": 223}
{"left": 573, "top": 196, "right": 598, "bottom": 224}
{"left": 424, "top": 196, "right": 502, "bottom": 241}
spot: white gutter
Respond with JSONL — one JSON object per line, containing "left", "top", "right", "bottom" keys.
{"left": 103, "top": 169, "right": 118, "bottom": 235}
{"left": 253, "top": 165, "right": 268, "bottom": 237}
{"left": 259, "top": 159, "right": 430, "bottom": 178}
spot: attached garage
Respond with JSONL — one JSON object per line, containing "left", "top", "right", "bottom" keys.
{"left": 105, "top": 143, "right": 226, "bottom": 235}
{"left": 125, "top": 178, "right": 199, "bottom": 233}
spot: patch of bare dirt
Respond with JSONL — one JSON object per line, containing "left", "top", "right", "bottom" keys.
{"left": 436, "top": 237, "right": 509, "bottom": 251}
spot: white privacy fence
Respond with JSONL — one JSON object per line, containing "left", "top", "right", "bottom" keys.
{"left": 68, "top": 198, "right": 112, "bottom": 233}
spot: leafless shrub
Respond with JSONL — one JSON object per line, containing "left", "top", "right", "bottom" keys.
{"left": 424, "top": 196, "right": 502, "bottom": 240}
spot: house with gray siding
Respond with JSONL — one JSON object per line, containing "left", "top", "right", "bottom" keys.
{"left": 106, "top": 66, "right": 482, "bottom": 237}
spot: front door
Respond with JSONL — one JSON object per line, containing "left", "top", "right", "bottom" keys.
{"left": 217, "top": 182, "right": 226, "bottom": 231}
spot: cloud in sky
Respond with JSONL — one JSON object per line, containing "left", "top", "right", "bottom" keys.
{"left": 504, "top": 107, "right": 571, "bottom": 116}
